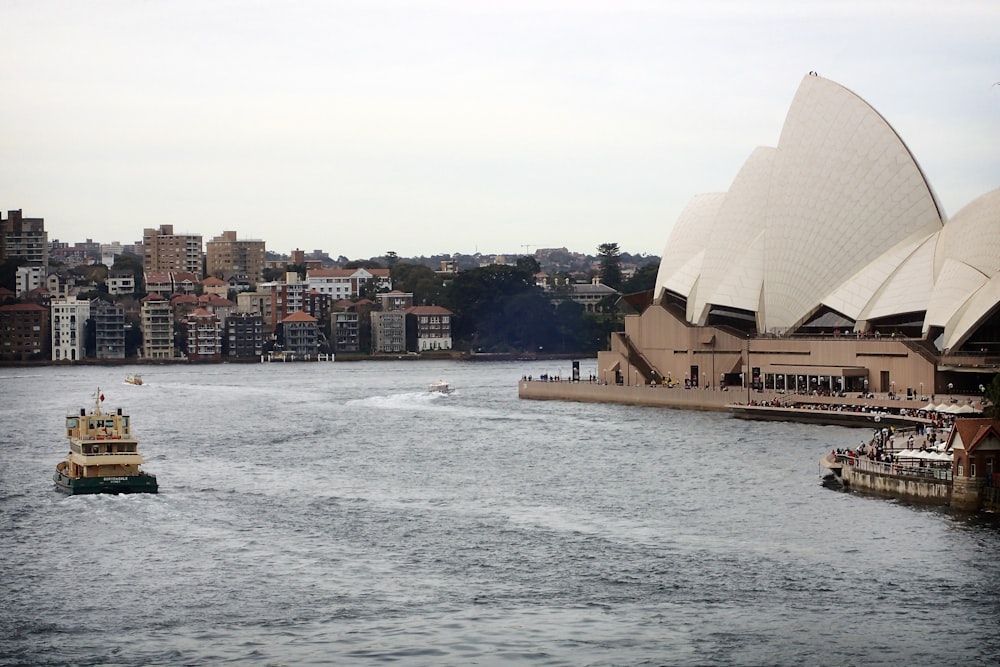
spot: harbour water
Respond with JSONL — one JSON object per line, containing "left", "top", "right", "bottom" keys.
{"left": 2, "top": 360, "right": 998, "bottom": 666}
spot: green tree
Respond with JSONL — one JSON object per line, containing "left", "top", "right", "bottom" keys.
{"left": 442, "top": 263, "right": 538, "bottom": 351}
{"left": 983, "top": 373, "right": 1000, "bottom": 419}
{"left": 391, "top": 263, "right": 444, "bottom": 305}
{"left": 597, "top": 242, "right": 622, "bottom": 291}
{"left": 621, "top": 260, "right": 660, "bottom": 294}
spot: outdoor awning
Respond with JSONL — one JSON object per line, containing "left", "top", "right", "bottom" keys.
{"left": 770, "top": 365, "right": 869, "bottom": 377}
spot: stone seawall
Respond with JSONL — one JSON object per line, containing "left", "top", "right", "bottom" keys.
{"left": 517, "top": 381, "right": 735, "bottom": 411}
{"left": 841, "top": 466, "right": 952, "bottom": 505}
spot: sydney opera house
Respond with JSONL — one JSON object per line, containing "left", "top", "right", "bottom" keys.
{"left": 597, "top": 73, "right": 1000, "bottom": 399}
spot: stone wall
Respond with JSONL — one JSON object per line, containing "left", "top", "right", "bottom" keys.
{"left": 842, "top": 467, "right": 952, "bottom": 506}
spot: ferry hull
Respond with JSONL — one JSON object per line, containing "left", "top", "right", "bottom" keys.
{"left": 53, "top": 469, "right": 158, "bottom": 495}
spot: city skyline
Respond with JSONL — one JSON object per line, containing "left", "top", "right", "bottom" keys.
{"left": 2, "top": 1, "right": 998, "bottom": 259}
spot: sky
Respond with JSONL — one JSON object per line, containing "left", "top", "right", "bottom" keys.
{"left": 2, "top": 0, "right": 998, "bottom": 261}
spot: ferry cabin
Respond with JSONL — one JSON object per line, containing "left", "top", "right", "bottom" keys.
{"left": 64, "top": 408, "right": 144, "bottom": 479}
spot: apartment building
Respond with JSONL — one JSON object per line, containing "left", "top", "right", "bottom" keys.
{"left": 142, "top": 224, "right": 203, "bottom": 275}
{"left": 51, "top": 295, "right": 90, "bottom": 361}
{"left": 205, "top": 231, "right": 265, "bottom": 285}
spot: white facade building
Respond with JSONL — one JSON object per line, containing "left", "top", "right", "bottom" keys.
{"left": 51, "top": 295, "right": 90, "bottom": 361}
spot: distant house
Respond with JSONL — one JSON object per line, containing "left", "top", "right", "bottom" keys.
{"left": 0, "top": 302, "right": 49, "bottom": 361}
{"left": 225, "top": 312, "right": 264, "bottom": 359}
{"left": 371, "top": 310, "right": 405, "bottom": 353}
{"left": 201, "top": 276, "right": 228, "bottom": 298}
{"left": 91, "top": 299, "right": 126, "bottom": 360}
{"left": 107, "top": 270, "right": 136, "bottom": 296}
{"left": 183, "top": 307, "right": 222, "bottom": 362}
{"left": 405, "top": 305, "right": 453, "bottom": 352}
{"left": 560, "top": 279, "right": 619, "bottom": 313}
{"left": 281, "top": 310, "right": 319, "bottom": 358}
{"left": 307, "top": 267, "right": 392, "bottom": 300}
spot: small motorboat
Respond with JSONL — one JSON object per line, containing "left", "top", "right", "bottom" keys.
{"left": 428, "top": 380, "right": 452, "bottom": 394}
{"left": 124, "top": 374, "right": 143, "bottom": 386}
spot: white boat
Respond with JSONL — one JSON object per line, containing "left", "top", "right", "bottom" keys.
{"left": 124, "top": 374, "right": 143, "bottom": 386}
{"left": 428, "top": 380, "right": 452, "bottom": 394}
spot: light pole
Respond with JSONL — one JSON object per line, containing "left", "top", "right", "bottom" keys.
{"left": 746, "top": 335, "right": 751, "bottom": 404}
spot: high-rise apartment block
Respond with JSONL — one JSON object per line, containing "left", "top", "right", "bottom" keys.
{"left": 142, "top": 224, "right": 203, "bottom": 275}
{"left": 205, "top": 231, "right": 265, "bottom": 285}
{"left": 1, "top": 210, "right": 48, "bottom": 268}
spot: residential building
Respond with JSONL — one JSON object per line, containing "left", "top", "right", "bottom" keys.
{"left": 371, "top": 310, "right": 405, "bottom": 353}
{"left": 201, "top": 276, "right": 228, "bottom": 298}
{"left": 236, "top": 291, "right": 274, "bottom": 334}
{"left": 376, "top": 290, "right": 413, "bottom": 312}
{"left": 15, "top": 265, "right": 46, "bottom": 297}
{"left": 107, "top": 270, "right": 136, "bottom": 296}
{"left": 307, "top": 267, "right": 392, "bottom": 300}
{"left": 140, "top": 294, "right": 175, "bottom": 360}
{"left": 1, "top": 210, "right": 48, "bottom": 267}
{"left": 100, "top": 242, "right": 127, "bottom": 267}
{"left": 224, "top": 313, "right": 264, "bottom": 359}
{"left": 142, "top": 224, "right": 203, "bottom": 275}
{"left": 333, "top": 309, "right": 360, "bottom": 353}
{"left": 51, "top": 295, "right": 90, "bottom": 362}
{"left": 405, "top": 305, "right": 453, "bottom": 351}
{"left": 258, "top": 272, "right": 307, "bottom": 331}
{"left": 281, "top": 311, "right": 319, "bottom": 358}
{"left": 564, "top": 279, "right": 619, "bottom": 313}
{"left": 205, "top": 231, "right": 265, "bottom": 285}
{"left": 183, "top": 307, "right": 222, "bottom": 362}
{"left": 91, "top": 299, "right": 126, "bottom": 360}
{"left": 0, "top": 302, "right": 49, "bottom": 361}
{"left": 197, "top": 293, "right": 235, "bottom": 322}
{"left": 145, "top": 272, "right": 173, "bottom": 297}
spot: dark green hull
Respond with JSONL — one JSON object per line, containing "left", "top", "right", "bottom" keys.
{"left": 53, "top": 469, "right": 158, "bottom": 495}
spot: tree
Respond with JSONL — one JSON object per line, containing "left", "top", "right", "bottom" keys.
{"left": 983, "top": 373, "right": 1000, "bottom": 419}
{"left": 621, "top": 260, "right": 660, "bottom": 294}
{"left": 391, "top": 263, "right": 444, "bottom": 305}
{"left": 597, "top": 242, "right": 622, "bottom": 291}
{"left": 442, "top": 263, "right": 539, "bottom": 351}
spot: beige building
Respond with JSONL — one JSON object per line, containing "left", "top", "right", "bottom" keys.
{"left": 142, "top": 224, "right": 203, "bottom": 275}
{"left": 205, "top": 230, "right": 265, "bottom": 285}
{"left": 599, "top": 73, "right": 1000, "bottom": 398}
{"left": 140, "top": 294, "right": 175, "bottom": 360}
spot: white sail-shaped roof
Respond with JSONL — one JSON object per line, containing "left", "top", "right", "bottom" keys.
{"left": 652, "top": 74, "right": 999, "bottom": 348}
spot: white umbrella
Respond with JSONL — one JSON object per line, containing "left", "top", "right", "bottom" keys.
{"left": 922, "top": 402, "right": 938, "bottom": 411}
{"left": 956, "top": 404, "right": 978, "bottom": 414}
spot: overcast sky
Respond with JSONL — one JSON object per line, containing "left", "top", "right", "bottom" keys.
{"left": 2, "top": 0, "right": 998, "bottom": 260}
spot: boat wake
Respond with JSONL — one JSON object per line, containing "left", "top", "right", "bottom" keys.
{"left": 347, "top": 392, "right": 449, "bottom": 409}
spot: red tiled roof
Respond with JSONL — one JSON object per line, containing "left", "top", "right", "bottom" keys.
{"left": 0, "top": 302, "right": 48, "bottom": 312}
{"left": 405, "top": 305, "right": 452, "bottom": 315}
{"left": 282, "top": 310, "right": 317, "bottom": 323}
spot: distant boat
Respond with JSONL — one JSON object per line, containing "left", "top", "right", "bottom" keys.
{"left": 428, "top": 380, "right": 452, "bottom": 394}
{"left": 53, "top": 388, "right": 158, "bottom": 495}
{"left": 124, "top": 373, "right": 143, "bottom": 386}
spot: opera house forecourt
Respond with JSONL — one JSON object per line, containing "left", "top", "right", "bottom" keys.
{"left": 522, "top": 73, "right": 1000, "bottom": 411}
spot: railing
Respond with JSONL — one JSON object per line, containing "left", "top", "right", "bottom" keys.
{"left": 835, "top": 454, "right": 953, "bottom": 481}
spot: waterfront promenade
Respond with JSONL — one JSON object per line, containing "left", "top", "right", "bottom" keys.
{"left": 518, "top": 378, "right": 976, "bottom": 426}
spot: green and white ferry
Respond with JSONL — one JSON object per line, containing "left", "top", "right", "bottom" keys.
{"left": 54, "top": 389, "right": 158, "bottom": 494}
